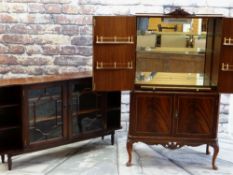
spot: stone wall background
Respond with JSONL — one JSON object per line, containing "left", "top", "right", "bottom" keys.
{"left": 0, "top": 0, "right": 232, "bottom": 133}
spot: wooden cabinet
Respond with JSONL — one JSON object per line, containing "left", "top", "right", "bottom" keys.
{"left": 93, "top": 16, "right": 136, "bottom": 91}
{"left": 127, "top": 91, "right": 219, "bottom": 169}
{"left": 0, "top": 75, "right": 121, "bottom": 170}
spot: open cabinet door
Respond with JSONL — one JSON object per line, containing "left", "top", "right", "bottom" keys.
{"left": 219, "top": 18, "right": 233, "bottom": 93}
{"left": 93, "top": 16, "right": 136, "bottom": 91}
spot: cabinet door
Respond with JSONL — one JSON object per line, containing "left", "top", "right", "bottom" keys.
{"left": 23, "top": 83, "right": 67, "bottom": 147}
{"left": 69, "top": 78, "right": 105, "bottom": 138}
{"left": 175, "top": 94, "right": 219, "bottom": 138}
{"left": 218, "top": 18, "right": 233, "bottom": 93}
{"left": 93, "top": 16, "right": 136, "bottom": 91}
{"left": 130, "top": 92, "right": 173, "bottom": 136}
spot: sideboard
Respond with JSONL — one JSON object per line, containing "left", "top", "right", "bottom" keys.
{"left": 0, "top": 72, "right": 121, "bottom": 170}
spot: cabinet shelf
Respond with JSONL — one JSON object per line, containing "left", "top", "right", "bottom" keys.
{"left": 107, "top": 107, "right": 120, "bottom": 112}
{"left": 73, "top": 108, "right": 101, "bottom": 116}
{"left": 0, "top": 125, "right": 20, "bottom": 132}
{"left": 0, "top": 104, "right": 19, "bottom": 109}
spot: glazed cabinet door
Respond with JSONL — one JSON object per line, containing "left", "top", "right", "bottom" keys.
{"left": 69, "top": 78, "right": 105, "bottom": 138}
{"left": 93, "top": 16, "right": 136, "bottom": 91}
{"left": 174, "top": 94, "right": 219, "bottom": 138}
{"left": 130, "top": 92, "right": 173, "bottom": 136}
{"left": 22, "top": 82, "right": 67, "bottom": 147}
{"left": 218, "top": 18, "right": 233, "bottom": 93}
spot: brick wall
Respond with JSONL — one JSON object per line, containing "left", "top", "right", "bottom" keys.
{"left": 0, "top": 0, "right": 232, "bottom": 132}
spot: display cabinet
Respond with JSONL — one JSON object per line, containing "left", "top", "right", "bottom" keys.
{"left": 0, "top": 73, "right": 121, "bottom": 170}
{"left": 93, "top": 8, "right": 233, "bottom": 170}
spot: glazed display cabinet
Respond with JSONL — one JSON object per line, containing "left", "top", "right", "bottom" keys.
{"left": 0, "top": 73, "right": 121, "bottom": 170}
{"left": 93, "top": 9, "right": 233, "bottom": 170}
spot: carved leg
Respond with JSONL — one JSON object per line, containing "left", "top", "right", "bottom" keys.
{"left": 126, "top": 140, "right": 133, "bottom": 167}
{"left": 111, "top": 132, "right": 115, "bottom": 145}
{"left": 211, "top": 142, "right": 219, "bottom": 170}
{"left": 206, "top": 144, "right": 210, "bottom": 155}
{"left": 7, "top": 154, "right": 12, "bottom": 170}
{"left": 1, "top": 154, "right": 5, "bottom": 163}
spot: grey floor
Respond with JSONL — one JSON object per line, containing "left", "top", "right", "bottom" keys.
{"left": 0, "top": 130, "right": 233, "bottom": 175}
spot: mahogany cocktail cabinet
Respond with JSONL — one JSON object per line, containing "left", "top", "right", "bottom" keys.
{"left": 93, "top": 9, "right": 233, "bottom": 170}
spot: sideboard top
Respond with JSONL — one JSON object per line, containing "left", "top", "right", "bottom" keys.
{"left": 0, "top": 71, "right": 92, "bottom": 87}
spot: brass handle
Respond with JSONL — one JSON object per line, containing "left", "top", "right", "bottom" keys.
{"left": 96, "top": 36, "right": 134, "bottom": 44}
{"left": 221, "top": 63, "right": 233, "bottom": 71}
{"left": 96, "top": 61, "right": 133, "bottom": 70}
{"left": 223, "top": 37, "right": 233, "bottom": 46}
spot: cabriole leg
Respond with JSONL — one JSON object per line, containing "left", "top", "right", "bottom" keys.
{"left": 206, "top": 144, "right": 210, "bottom": 155}
{"left": 126, "top": 140, "right": 133, "bottom": 166}
{"left": 211, "top": 142, "right": 219, "bottom": 170}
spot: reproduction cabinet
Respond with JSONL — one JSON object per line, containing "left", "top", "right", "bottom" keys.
{"left": 93, "top": 8, "right": 233, "bottom": 170}
{"left": 0, "top": 75, "right": 121, "bottom": 170}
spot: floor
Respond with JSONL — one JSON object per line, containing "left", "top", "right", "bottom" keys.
{"left": 0, "top": 130, "right": 233, "bottom": 175}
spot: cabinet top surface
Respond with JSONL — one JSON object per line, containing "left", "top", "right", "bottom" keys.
{"left": 0, "top": 71, "right": 92, "bottom": 87}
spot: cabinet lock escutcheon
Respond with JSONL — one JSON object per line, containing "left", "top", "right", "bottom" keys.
{"left": 175, "top": 111, "right": 179, "bottom": 119}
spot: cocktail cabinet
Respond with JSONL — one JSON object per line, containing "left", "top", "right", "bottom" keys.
{"left": 93, "top": 9, "right": 233, "bottom": 170}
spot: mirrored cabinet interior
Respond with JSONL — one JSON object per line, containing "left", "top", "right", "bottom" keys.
{"left": 136, "top": 17, "right": 213, "bottom": 86}
{"left": 93, "top": 9, "right": 233, "bottom": 170}
{"left": 0, "top": 75, "right": 121, "bottom": 170}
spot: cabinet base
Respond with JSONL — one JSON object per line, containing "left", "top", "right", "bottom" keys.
{"left": 126, "top": 138, "right": 219, "bottom": 170}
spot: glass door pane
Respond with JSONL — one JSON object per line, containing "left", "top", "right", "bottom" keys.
{"left": 28, "top": 85, "right": 63, "bottom": 144}
{"left": 70, "top": 79, "right": 104, "bottom": 137}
